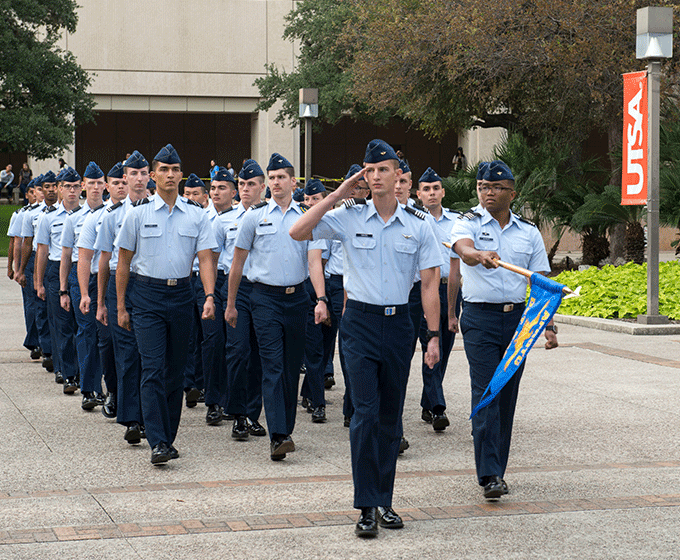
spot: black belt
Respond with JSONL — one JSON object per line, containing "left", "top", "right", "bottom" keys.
{"left": 346, "top": 300, "right": 408, "bottom": 316}
{"left": 441, "top": 277, "right": 448, "bottom": 284}
{"left": 191, "top": 271, "right": 200, "bottom": 277}
{"left": 328, "top": 274, "right": 343, "bottom": 281}
{"left": 218, "top": 269, "right": 228, "bottom": 276}
{"left": 464, "top": 301, "right": 525, "bottom": 313}
{"left": 135, "top": 275, "right": 190, "bottom": 287}
{"left": 253, "top": 281, "right": 304, "bottom": 295}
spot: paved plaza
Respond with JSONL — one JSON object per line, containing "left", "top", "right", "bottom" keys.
{"left": 1, "top": 257, "right": 679, "bottom": 559}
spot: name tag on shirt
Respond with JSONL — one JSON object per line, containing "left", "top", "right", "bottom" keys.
{"left": 356, "top": 233, "right": 373, "bottom": 238}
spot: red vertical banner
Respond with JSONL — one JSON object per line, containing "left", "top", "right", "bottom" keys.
{"left": 622, "top": 70, "right": 648, "bottom": 205}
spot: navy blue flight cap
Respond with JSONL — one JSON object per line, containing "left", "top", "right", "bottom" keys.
{"left": 107, "top": 162, "right": 124, "bottom": 179}
{"left": 54, "top": 169, "right": 64, "bottom": 182}
{"left": 147, "top": 178, "right": 156, "bottom": 191}
{"left": 225, "top": 173, "right": 237, "bottom": 187}
{"left": 185, "top": 173, "right": 204, "bottom": 189}
{"left": 419, "top": 167, "right": 442, "bottom": 183}
{"left": 363, "top": 139, "right": 398, "bottom": 164}
{"left": 153, "top": 144, "right": 181, "bottom": 165}
{"left": 123, "top": 150, "right": 149, "bottom": 169}
{"left": 213, "top": 166, "right": 231, "bottom": 182}
{"left": 34, "top": 174, "right": 44, "bottom": 187}
{"left": 61, "top": 167, "right": 81, "bottom": 183}
{"left": 483, "top": 160, "right": 514, "bottom": 182}
{"left": 345, "top": 164, "right": 363, "bottom": 181}
{"left": 265, "top": 186, "right": 271, "bottom": 199}
{"left": 399, "top": 159, "right": 411, "bottom": 175}
{"left": 304, "top": 178, "right": 326, "bottom": 196}
{"left": 239, "top": 159, "right": 264, "bottom": 179}
{"left": 234, "top": 190, "right": 241, "bottom": 202}
{"left": 266, "top": 152, "right": 293, "bottom": 172}
{"left": 83, "top": 161, "right": 104, "bottom": 180}
{"left": 476, "top": 161, "right": 489, "bottom": 181}
{"left": 42, "top": 171, "right": 57, "bottom": 184}
{"left": 27, "top": 179, "right": 35, "bottom": 189}
{"left": 292, "top": 187, "right": 305, "bottom": 202}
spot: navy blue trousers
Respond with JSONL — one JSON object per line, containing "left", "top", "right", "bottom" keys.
{"left": 23, "top": 253, "right": 50, "bottom": 353}
{"left": 68, "top": 267, "right": 101, "bottom": 393}
{"left": 46, "top": 260, "right": 77, "bottom": 380}
{"left": 341, "top": 303, "right": 412, "bottom": 508}
{"left": 250, "top": 285, "right": 309, "bottom": 439}
{"left": 131, "top": 280, "right": 193, "bottom": 448}
{"left": 300, "top": 278, "right": 325, "bottom": 408}
{"left": 20, "top": 253, "right": 39, "bottom": 350}
{"left": 459, "top": 302, "right": 526, "bottom": 485}
{"left": 183, "top": 278, "right": 204, "bottom": 393}
{"left": 108, "top": 273, "right": 142, "bottom": 427}
{"left": 224, "top": 279, "right": 263, "bottom": 421}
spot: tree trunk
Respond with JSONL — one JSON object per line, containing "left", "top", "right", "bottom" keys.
{"left": 609, "top": 222, "right": 626, "bottom": 261}
{"left": 581, "top": 229, "right": 610, "bottom": 265}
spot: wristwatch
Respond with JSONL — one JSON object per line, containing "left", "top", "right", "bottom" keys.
{"left": 545, "top": 325, "right": 558, "bottom": 334}
{"left": 424, "top": 329, "right": 440, "bottom": 343}
{"left": 316, "top": 295, "right": 328, "bottom": 304}
{"left": 59, "top": 290, "right": 69, "bottom": 296}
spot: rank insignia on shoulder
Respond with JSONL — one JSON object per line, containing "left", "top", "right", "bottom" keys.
{"left": 515, "top": 214, "right": 537, "bottom": 227}
{"left": 253, "top": 201, "right": 268, "bottom": 209}
{"left": 108, "top": 201, "right": 123, "bottom": 212}
{"left": 70, "top": 206, "right": 82, "bottom": 214}
{"left": 132, "top": 198, "right": 150, "bottom": 207}
{"left": 445, "top": 207, "right": 462, "bottom": 216}
{"left": 185, "top": 198, "right": 202, "bottom": 208}
{"left": 404, "top": 206, "right": 426, "bottom": 220}
{"left": 412, "top": 202, "right": 429, "bottom": 213}
{"left": 90, "top": 203, "right": 105, "bottom": 213}
{"left": 343, "top": 197, "right": 366, "bottom": 209}
{"left": 461, "top": 209, "right": 481, "bottom": 220}
{"left": 44, "top": 206, "right": 56, "bottom": 213}
{"left": 219, "top": 207, "right": 235, "bottom": 215}
{"left": 299, "top": 203, "right": 310, "bottom": 213}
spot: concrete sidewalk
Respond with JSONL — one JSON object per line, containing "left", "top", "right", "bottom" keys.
{"left": 1, "top": 260, "right": 679, "bottom": 559}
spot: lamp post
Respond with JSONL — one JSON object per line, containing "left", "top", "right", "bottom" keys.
{"left": 299, "top": 88, "right": 318, "bottom": 184}
{"left": 636, "top": 6, "right": 673, "bottom": 325}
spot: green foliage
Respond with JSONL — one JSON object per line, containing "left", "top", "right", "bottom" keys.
{"left": 0, "top": 0, "right": 95, "bottom": 159}
{"left": 0, "top": 205, "right": 21, "bottom": 257}
{"left": 571, "top": 183, "right": 645, "bottom": 233}
{"left": 442, "top": 167, "right": 478, "bottom": 212}
{"left": 553, "top": 261, "right": 680, "bottom": 320}
{"left": 659, "top": 99, "right": 680, "bottom": 229}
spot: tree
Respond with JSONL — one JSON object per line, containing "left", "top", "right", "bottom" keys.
{"left": 0, "top": 0, "right": 95, "bottom": 159}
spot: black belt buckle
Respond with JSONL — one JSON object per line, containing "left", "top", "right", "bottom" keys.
{"left": 167, "top": 278, "right": 178, "bottom": 286}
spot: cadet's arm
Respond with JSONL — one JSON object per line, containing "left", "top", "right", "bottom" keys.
{"left": 197, "top": 248, "right": 216, "bottom": 320}
{"left": 447, "top": 257, "right": 461, "bottom": 333}
{"left": 454, "top": 238, "right": 499, "bottom": 268}
{"left": 420, "top": 266, "right": 441, "bottom": 368}
{"left": 77, "top": 248, "right": 94, "bottom": 314}
{"left": 225, "top": 247, "right": 248, "bottom": 327}
{"left": 116, "top": 248, "right": 134, "bottom": 331}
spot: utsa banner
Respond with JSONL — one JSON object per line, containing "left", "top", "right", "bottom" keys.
{"left": 470, "top": 274, "right": 565, "bottom": 419}
{"left": 622, "top": 70, "right": 647, "bottom": 206}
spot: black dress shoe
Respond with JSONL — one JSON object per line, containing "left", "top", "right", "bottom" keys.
{"left": 432, "top": 411, "right": 450, "bottom": 432}
{"left": 124, "top": 423, "right": 142, "bottom": 445}
{"left": 54, "top": 371, "right": 63, "bottom": 384}
{"left": 301, "top": 397, "right": 310, "bottom": 410}
{"left": 95, "top": 393, "right": 106, "bottom": 406}
{"left": 344, "top": 415, "right": 352, "bottom": 428}
{"left": 63, "top": 378, "right": 78, "bottom": 394}
{"left": 222, "top": 411, "right": 235, "bottom": 421}
{"left": 377, "top": 506, "right": 404, "bottom": 529}
{"left": 206, "top": 404, "right": 223, "bottom": 426}
{"left": 355, "top": 507, "right": 378, "bottom": 538}
{"left": 399, "top": 436, "right": 409, "bottom": 454}
{"left": 81, "top": 392, "right": 98, "bottom": 410}
{"left": 168, "top": 445, "right": 179, "bottom": 460}
{"left": 30, "top": 347, "right": 42, "bottom": 360}
{"left": 311, "top": 406, "right": 326, "bottom": 423}
{"left": 185, "top": 387, "right": 200, "bottom": 408}
{"left": 151, "top": 443, "right": 172, "bottom": 465}
{"left": 140, "top": 425, "right": 146, "bottom": 439}
{"left": 248, "top": 419, "right": 266, "bottom": 437}
{"left": 270, "top": 435, "right": 295, "bottom": 461}
{"left": 324, "top": 375, "right": 335, "bottom": 389}
{"left": 43, "top": 355, "right": 54, "bottom": 372}
{"left": 196, "top": 389, "right": 205, "bottom": 403}
{"left": 483, "top": 476, "right": 509, "bottom": 499}
{"left": 232, "top": 416, "right": 249, "bottom": 440}
{"left": 421, "top": 408, "right": 433, "bottom": 423}
{"left": 102, "top": 393, "right": 117, "bottom": 418}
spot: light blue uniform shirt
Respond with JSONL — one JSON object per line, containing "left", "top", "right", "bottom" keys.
{"left": 312, "top": 200, "right": 443, "bottom": 306}
{"left": 214, "top": 202, "right": 250, "bottom": 275}
{"left": 449, "top": 207, "right": 550, "bottom": 303}
{"left": 191, "top": 201, "right": 219, "bottom": 273}
{"left": 60, "top": 201, "right": 91, "bottom": 262}
{"left": 235, "top": 199, "right": 315, "bottom": 286}
{"left": 429, "top": 208, "right": 460, "bottom": 279}
{"left": 95, "top": 197, "right": 133, "bottom": 272}
{"left": 36, "top": 203, "right": 73, "bottom": 262}
{"left": 116, "top": 194, "right": 217, "bottom": 280}
{"left": 7, "top": 208, "right": 25, "bottom": 238}
{"left": 324, "top": 240, "right": 344, "bottom": 278}
{"left": 20, "top": 202, "right": 46, "bottom": 251}
{"left": 77, "top": 200, "right": 112, "bottom": 274}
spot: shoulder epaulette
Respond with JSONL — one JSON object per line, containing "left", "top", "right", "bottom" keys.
{"left": 444, "top": 207, "right": 462, "bottom": 216}
{"left": 412, "top": 202, "right": 429, "bottom": 213}
{"left": 219, "top": 207, "right": 235, "bottom": 215}
{"left": 44, "top": 206, "right": 56, "bottom": 213}
{"left": 343, "top": 197, "right": 366, "bottom": 209}
{"left": 70, "top": 206, "right": 83, "bottom": 214}
{"left": 107, "top": 201, "right": 123, "bottom": 212}
{"left": 299, "top": 203, "right": 310, "bottom": 213}
{"left": 461, "top": 209, "right": 481, "bottom": 220}
{"left": 19, "top": 205, "right": 30, "bottom": 212}
{"left": 90, "top": 203, "right": 105, "bottom": 213}
{"left": 253, "top": 201, "right": 268, "bottom": 209}
{"left": 30, "top": 203, "right": 40, "bottom": 210}
{"left": 404, "top": 205, "right": 426, "bottom": 220}
{"left": 185, "top": 198, "right": 202, "bottom": 208}
{"left": 516, "top": 214, "right": 537, "bottom": 227}
{"left": 132, "top": 197, "right": 150, "bottom": 207}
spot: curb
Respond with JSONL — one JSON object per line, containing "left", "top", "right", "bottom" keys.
{"left": 554, "top": 313, "right": 680, "bottom": 335}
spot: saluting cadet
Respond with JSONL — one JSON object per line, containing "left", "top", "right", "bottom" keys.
{"left": 60, "top": 163, "right": 106, "bottom": 410}
{"left": 415, "top": 167, "right": 461, "bottom": 432}
{"left": 219, "top": 160, "right": 266, "bottom": 441}
{"left": 450, "top": 160, "right": 557, "bottom": 500}
{"left": 95, "top": 152, "right": 147, "bottom": 445}
{"left": 77, "top": 162, "right": 128, "bottom": 419}
{"left": 116, "top": 144, "right": 217, "bottom": 465}
{"left": 290, "top": 139, "right": 443, "bottom": 538}
{"left": 15, "top": 176, "right": 53, "bottom": 372}
{"left": 34, "top": 169, "right": 80, "bottom": 393}
{"left": 183, "top": 173, "right": 226, "bottom": 425}
{"left": 225, "top": 153, "right": 327, "bottom": 461}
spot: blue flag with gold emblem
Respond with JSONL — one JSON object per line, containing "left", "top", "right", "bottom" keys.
{"left": 470, "top": 273, "right": 565, "bottom": 419}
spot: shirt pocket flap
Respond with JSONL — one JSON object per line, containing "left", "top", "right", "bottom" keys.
{"left": 352, "top": 236, "right": 376, "bottom": 250}
{"left": 255, "top": 224, "right": 277, "bottom": 235}
{"left": 140, "top": 225, "right": 162, "bottom": 238}
{"left": 394, "top": 241, "right": 417, "bottom": 255}
{"left": 512, "top": 242, "right": 533, "bottom": 254}
{"left": 178, "top": 226, "right": 199, "bottom": 238}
